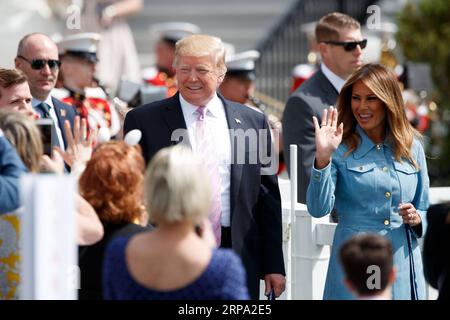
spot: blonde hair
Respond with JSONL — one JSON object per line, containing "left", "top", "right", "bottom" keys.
{"left": 0, "top": 110, "right": 42, "bottom": 172}
{"left": 173, "top": 34, "right": 227, "bottom": 76}
{"left": 337, "top": 63, "right": 421, "bottom": 167}
{"left": 145, "top": 145, "right": 210, "bottom": 225}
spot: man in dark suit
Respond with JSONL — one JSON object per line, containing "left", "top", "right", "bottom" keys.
{"left": 124, "top": 34, "right": 285, "bottom": 300}
{"left": 423, "top": 202, "right": 450, "bottom": 300}
{"left": 15, "top": 33, "right": 76, "bottom": 150}
{"left": 283, "top": 12, "right": 366, "bottom": 204}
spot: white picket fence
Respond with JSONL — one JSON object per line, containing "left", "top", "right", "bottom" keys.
{"left": 269, "top": 145, "right": 450, "bottom": 300}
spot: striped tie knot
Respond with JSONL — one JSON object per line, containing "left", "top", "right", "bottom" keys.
{"left": 37, "top": 102, "right": 51, "bottom": 118}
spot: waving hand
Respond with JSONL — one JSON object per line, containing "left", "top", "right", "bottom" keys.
{"left": 312, "top": 106, "right": 343, "bottom": 169}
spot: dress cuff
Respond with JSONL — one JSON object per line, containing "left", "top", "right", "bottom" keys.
{"left": 311, "top": 159, "right": 332, "bottom": 183}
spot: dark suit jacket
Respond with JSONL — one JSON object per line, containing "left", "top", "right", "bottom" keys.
{"left": 124, "top": 92, "right": 285, "bottom": 299}
{"left": 51, "top": 97, "right": 76, "bottom": 148}
{"left": 282, "top": 68, "right": 338, "bottom": 204}
{"left": 423, "top": 203, "right": 450, "bottom": 300}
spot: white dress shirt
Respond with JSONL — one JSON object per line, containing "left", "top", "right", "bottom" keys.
{"left": 179, "top": 93, "right": 232, "bottom": 227}
{"left": 321, "top": 63, "right": 346, "bottom": 93}
{"left": 32, "top": 96, "right": 66, "bottom": 150}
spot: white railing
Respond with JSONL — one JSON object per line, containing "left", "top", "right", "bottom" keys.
{"left": 265, "top": 145, "right": 450, "bottom": 300}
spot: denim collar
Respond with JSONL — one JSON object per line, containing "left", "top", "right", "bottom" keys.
{"left": 352, "top": 125, "right": 392, "bottom": 159}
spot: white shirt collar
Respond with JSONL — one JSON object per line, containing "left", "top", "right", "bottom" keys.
{"left": 32, "top": 95, "right": 55, "bottom": 109}
{"left": 179, "top": 93, "right": 222, "bottom": 118}
{"left": 321, "top": 63, "right": 346, "bottom": 93}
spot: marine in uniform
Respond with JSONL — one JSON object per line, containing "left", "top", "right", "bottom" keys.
{"left": 54, "top": 33, "right": 120, "bottom": 137}
{"left": 141, "top": 22, "right": 200, "bottom": 97}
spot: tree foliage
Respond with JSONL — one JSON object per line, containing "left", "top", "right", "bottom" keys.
{"left": 396, "top": 0, "right": 450, "bottom": 108}
{"left": 397, "top": 0, "right": 450, "bottom": 186}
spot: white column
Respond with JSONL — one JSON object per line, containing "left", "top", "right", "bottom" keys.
{"left": 20, "top": 174, "right": 77, "bottom": 300}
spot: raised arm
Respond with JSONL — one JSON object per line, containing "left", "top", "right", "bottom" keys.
{"left": 306, "top": 107, "right": 342, "bottom": 217}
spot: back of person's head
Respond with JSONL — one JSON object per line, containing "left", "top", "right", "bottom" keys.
{"left": 173, "top": 34, "right": 227, "bottom": 75}
{"left": 145, "top": 145, "right": 210, "bottom": 225}
{"left": 337, "top": 63, "right": 419, "bottom": 165}
{"left": 315, "top": 12, "right": 360, "bottom": 42}
{"left": 79, "top": 141, "right": 145, "bottom": 224}
{"left": 0, "top": 68, "right": 28, "bottom": 94}
{"left": 0, "top": 109, "right": 42, "bottom": 172}
{"left": 339, "top": 233, "right": 394, "bottom": 297}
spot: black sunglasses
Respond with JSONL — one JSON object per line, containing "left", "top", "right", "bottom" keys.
{"left": 323, "top": 39, "right": 367, "bottom": 51}
{"left": 17, "top": 55, "right": 61, "bottom": 70}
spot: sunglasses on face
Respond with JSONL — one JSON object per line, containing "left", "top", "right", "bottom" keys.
{"left": 17, "top": 55, "right": 61, "bottom": 70}
{"left": 323, "top": 39, "right": 367, "bottom": 51}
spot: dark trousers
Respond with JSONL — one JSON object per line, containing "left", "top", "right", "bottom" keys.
{"left": 220, "top": 226, "right": 260, "bottom": 299}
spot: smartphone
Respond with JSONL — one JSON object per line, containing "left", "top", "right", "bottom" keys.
{"left": 35, "top": 118, "right": 54, "bottom": 156}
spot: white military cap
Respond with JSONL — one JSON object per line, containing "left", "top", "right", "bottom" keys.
{"left": 57, "top": 33, "right": 101, "bottom": 62}
{"left": 225, "top": 50, "right": 260, "bottom": 80}
{"left": 149, "top": 22, "right": 201, "bottom": 44}
{"left": 223, "top": 42, "right": 236, "bottom": 59}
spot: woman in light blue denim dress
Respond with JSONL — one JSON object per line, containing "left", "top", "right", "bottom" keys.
{"left": 307, "top": 63, "right": 429, "bottom": 300}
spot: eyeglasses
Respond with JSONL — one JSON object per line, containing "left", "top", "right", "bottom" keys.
{"left": 323, "top": 39, "right": 367, "bottom": 51}
{"left": 17, "top": 55, "right": 61, "bottom": 70}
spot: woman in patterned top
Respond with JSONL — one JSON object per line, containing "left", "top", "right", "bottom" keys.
{"left": 103, "top": 145, "right": 249, "bottom": 300}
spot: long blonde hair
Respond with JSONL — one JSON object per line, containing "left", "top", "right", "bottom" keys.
{"left": 0, "top": 110, "right": 42, "bottom": 172}
{"left": 336, "top": 63, "right": 421, "bottom": 166}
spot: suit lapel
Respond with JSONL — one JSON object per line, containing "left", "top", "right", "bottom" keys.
{"left": 316, "top": 69, "right": 339, "bottom": 106}
{"left": 220, "top": 95, "right": 243, "bottom": 221}
{"left": 51, "top": 97, "right": 68, "bottom": 147}
{"left": 162, "top": 92, "right": 191, "bottom": 148}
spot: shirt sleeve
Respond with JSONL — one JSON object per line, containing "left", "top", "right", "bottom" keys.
{"left": 0, "top": 134, "right": 28, "bottom": 214}
{"left": 306, "top": 157, "right": 338, "bottom": 217}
